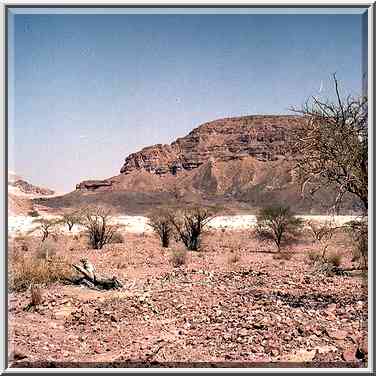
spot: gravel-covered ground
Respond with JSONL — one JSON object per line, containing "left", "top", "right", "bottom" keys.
{"left": 8, "top": 229, "right": 368, "bottom": 368}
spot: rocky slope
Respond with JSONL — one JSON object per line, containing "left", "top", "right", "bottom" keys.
{"left": 119, "top": 115, "right": 302, "bottom": 176}
{"left": 39, "top": 115, "right": 360, "bottom": 214}
{"left": 8, "top": 172, "right": 55, "bottom": 216}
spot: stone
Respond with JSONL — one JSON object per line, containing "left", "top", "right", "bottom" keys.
{"left": 326, "top": 329, "right": 348, "bottom": 340}
{"left": 239, "top": 328, "right": 248, "bottom": 337}
{"left": 315, "top": 345, "right": 337, "bottom": 354}
{"left": 343, "top": 348, "right": 357, "bottom": 362}
{"left": 284, "top": 349, "right": 317, "bottom": 362}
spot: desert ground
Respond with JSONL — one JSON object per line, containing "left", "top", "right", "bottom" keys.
{"left": 8, "top": 212, "right": 368, "bottom": 368}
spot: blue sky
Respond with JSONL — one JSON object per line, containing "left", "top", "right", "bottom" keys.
{"left": 8, "top": 9, "right": 366, "bottom": 193}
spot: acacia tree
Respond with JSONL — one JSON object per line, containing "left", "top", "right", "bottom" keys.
{"left": 61, "top": 210, "right": 83, "bottom": 231}
{"left": 30, "top": 218, "right": 60, "bottom": 242}
{"left": 256, "top": 206, "right": 303, "bottom": 252}
{"left": 307, "top": 219, "right": 338, "bottom": 259}
{"left": 289, "top": 74, "right": 368, "bottom": 214}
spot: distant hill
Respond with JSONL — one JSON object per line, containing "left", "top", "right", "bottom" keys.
{"left": 35, "top": 115, "right": 361, "bottom": 215}
{"left": 8, "top": 172, "right": 55, "bottom": 216}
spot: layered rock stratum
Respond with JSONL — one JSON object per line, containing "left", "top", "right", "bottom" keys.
{"left": 37, "top": 115, "right": 360, "bottom": 214}
{"left": 8, "top": 172, "right": 55, "bottom": 215}
{"left": 119, "top": 115, "right": 302, "bottom": 176}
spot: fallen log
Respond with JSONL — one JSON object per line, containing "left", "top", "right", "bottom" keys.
{"left": 67, "top": 258, "right": 123, "bottom": 290}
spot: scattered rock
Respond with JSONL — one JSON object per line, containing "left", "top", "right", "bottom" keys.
{"left": 284, "top": 349, "right": 317, "bottom": 362}
{"left": 326, "top": 329, "right": 348, "bottom": 340}
{"left": 343, "top": 348, "right": 357, "bottom": 362}
{"left": 239, "top": 328, "right": 248, "bottom": 337}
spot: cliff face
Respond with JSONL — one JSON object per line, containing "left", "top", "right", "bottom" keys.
{"left": 55, "top": 114, "right": 359, "bottom": 214}
{"left": 10, "top": 179, "right": 55, "bottom": 196}
{"left": 119, "top": 115, "right": 303, "bottom": 176}
{"left": 8, "top": 173, "right": 55, "bottom": 215}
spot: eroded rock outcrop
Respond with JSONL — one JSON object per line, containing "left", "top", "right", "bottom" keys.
{"left": 10, "top": 179, "right": 55, "bottom": 196}
{"left": 119, "top": 115, "right": 303, "bottom": 176}
{"left": 76, "top": 180, "right": 113, "bottom": 191}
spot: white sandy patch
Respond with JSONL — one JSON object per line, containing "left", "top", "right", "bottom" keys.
{"left": 207, "top": 215, "right": 359, "bottom": 231}
{"left": 8, "top": 185, "right": 58, "bottom": 199}
{"left": 8, "top": 213, "right": 360, "bottom": 237}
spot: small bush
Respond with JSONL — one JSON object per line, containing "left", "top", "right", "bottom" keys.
{"left": 148, "top": 208, "right": 174, "bottom": 248}
{"left": 169, "top": 206, "right": 217, "bottom": 251}
{"left": 61, "top": 210, "right": 83, "bottom": 231}
{"left": 35, "top": 239, "right": 58, "bottom": 261}
{"left": 326, "top": 253, "right": 342, "bottom": 267}
{"left": 28, "top": 209, "right": 40, "bottom": 217}
{"left": 306, "top": 219, "right": 337, "bottom": 258}
{"left": 29, "top": 218, "right": 60, "bottom": 242}
{"left": 9, "top": 254, "right": 73, "bottom": 292}
{"left": 170, "top": 249, "right": 187, "bottom": 267}
{"left": 110, "top": 232, "right": 124, "bottom": 244}
{"left": 81, "top": 206, "right": 118, "bottom": 249}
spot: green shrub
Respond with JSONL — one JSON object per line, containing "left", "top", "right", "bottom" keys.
{"left": 326, "top": 253, "right": 342, "bottom": 267}
{"left": 170, "top": 249, "right": 187, "bottom": 267}
{"left": 256, "top": 206, "right": 303, "bottom": 252}
{"left": 306, "top": 250, "right": 322, "bottom": 265}
{"left": 110, "top": 232, "right": 124, "bottom": 244}
{"left": 28, "top": 209, "right": 40, "bottom": 217}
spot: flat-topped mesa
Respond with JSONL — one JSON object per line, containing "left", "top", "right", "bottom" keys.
{"left": 10, "top": 179, "right": 55, "bottom": 196}
{"left": 76, "top": 179, "right": 112, "bottom": 191}
{"left": 120, "top": 115, "right": 303, "bottom": 176}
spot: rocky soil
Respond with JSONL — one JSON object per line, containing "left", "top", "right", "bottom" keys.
{"left": 8, "top": 230, "right": 368, "bottom": 368}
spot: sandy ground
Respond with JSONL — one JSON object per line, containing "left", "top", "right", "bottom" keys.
{"left": 8, "top": 214, "right": 360, "bottom": 237}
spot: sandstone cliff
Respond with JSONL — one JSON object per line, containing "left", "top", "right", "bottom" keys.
{"left": 41, "top": 115, "right": 359, "bottom": 214}
{"left": 119, "top": 115, "right": 302, "bottom": 176}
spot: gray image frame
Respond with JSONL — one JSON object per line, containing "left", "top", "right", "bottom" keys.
{"left": 1, "top": 3, "right": 374, "bottom": 374}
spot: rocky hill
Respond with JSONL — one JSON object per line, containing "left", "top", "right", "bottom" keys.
{"left": 38, "top": 115, "right": 360, "bottom": 215}
{"left": 119, "top": 115, "right": 302, "bottom": 176}
{"left": 9, "top": 172, "right": 55, "bottom": 216}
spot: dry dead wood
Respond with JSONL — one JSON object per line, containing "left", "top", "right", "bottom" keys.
{"left": 68, "top": 259, "right": 123, "bottom": 290}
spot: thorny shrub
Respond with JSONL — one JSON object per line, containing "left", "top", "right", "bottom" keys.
{"left": 148, "top": 208, "right": 174, "bottom": 248}
{"left": 169, "top": 206, "right": 217, "bottom": 251}
{"left": 170, "top": 249, "right": 187, "bottom": 267}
